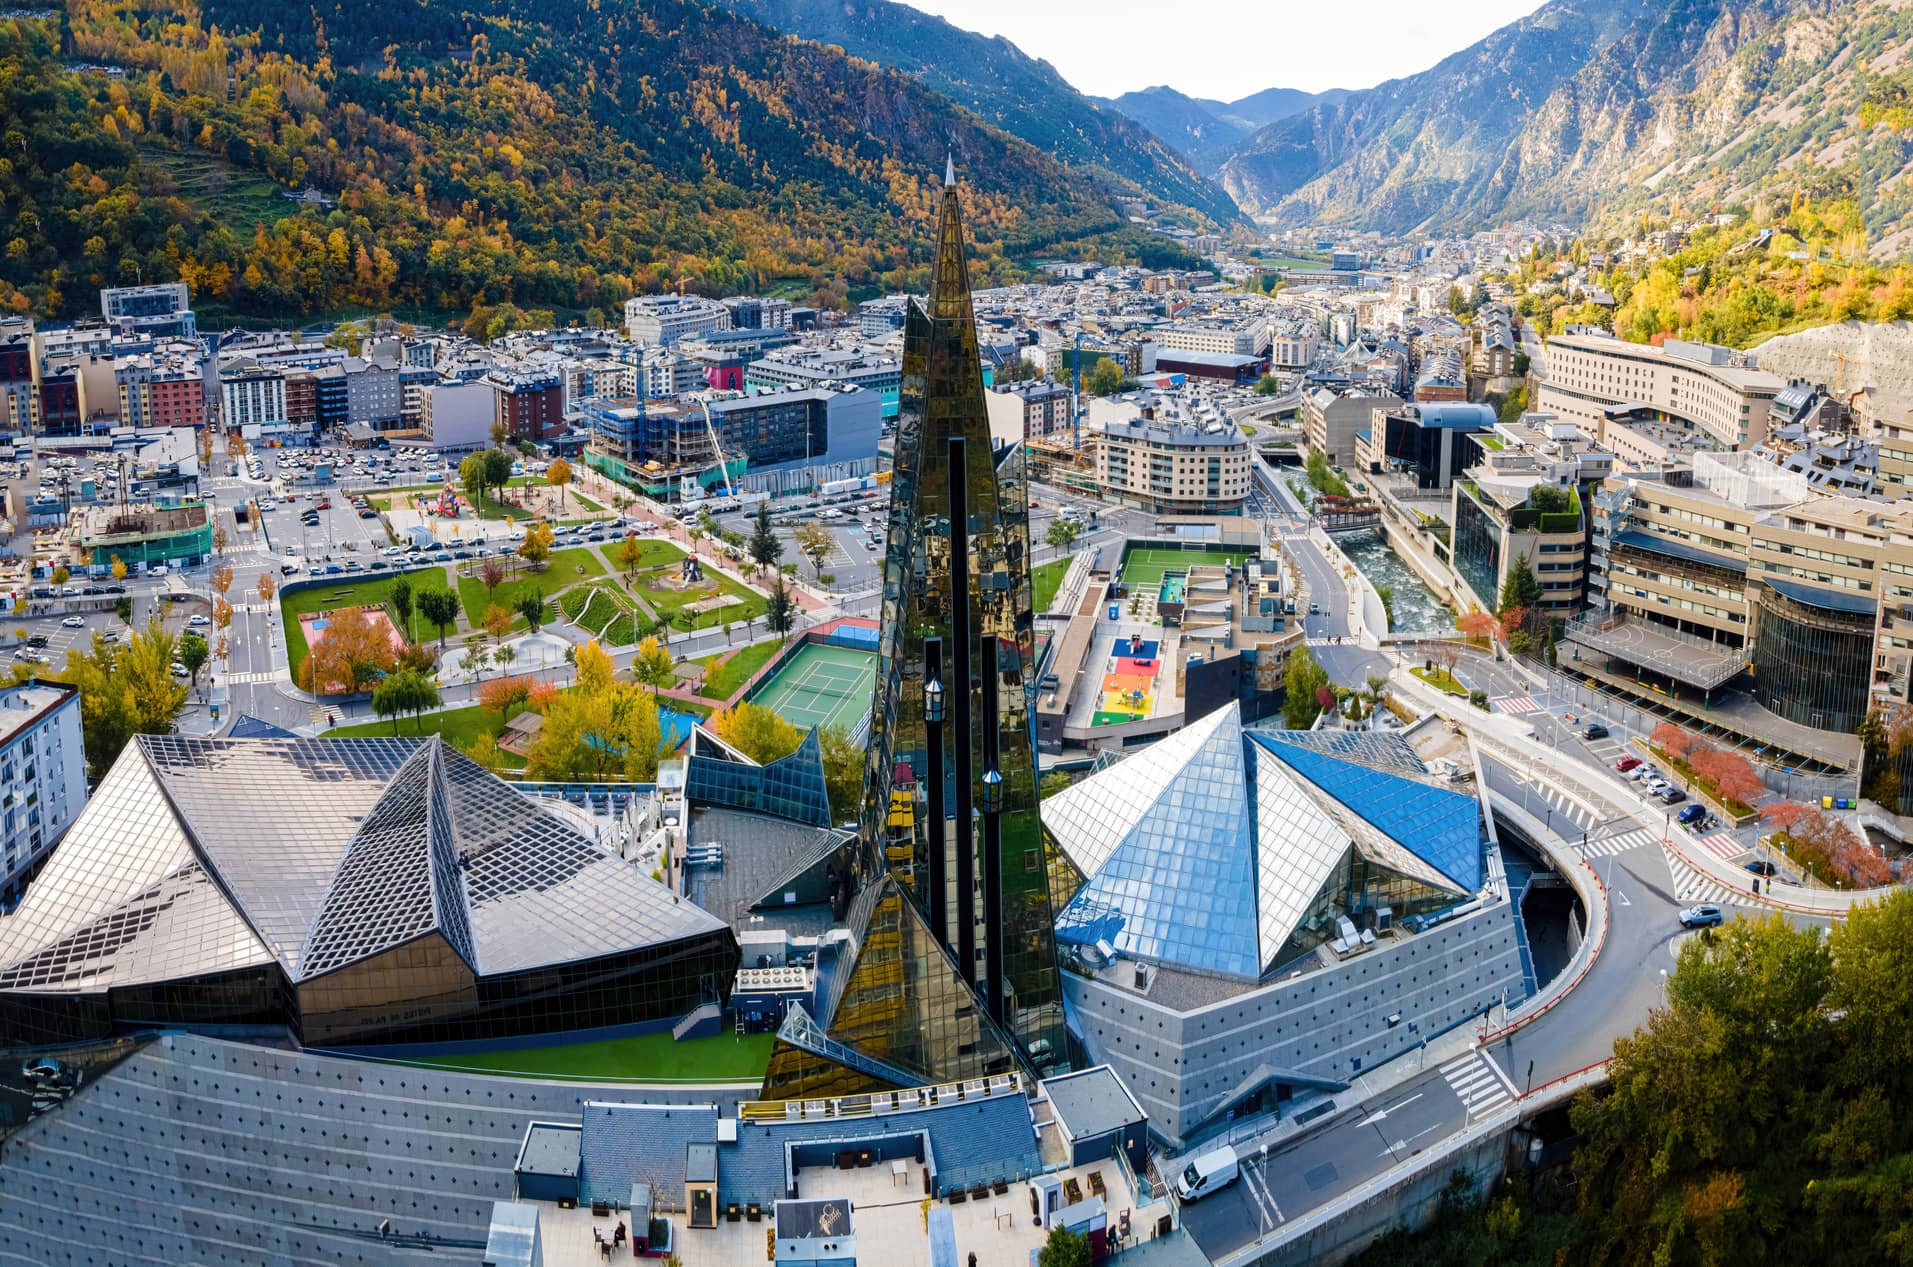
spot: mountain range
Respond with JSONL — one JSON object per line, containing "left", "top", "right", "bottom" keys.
{"left": 711, "top": 0, "right": 1244, "bottom": 224}
{"left": 1215, "top": 0, "right": 1913, "bottom": 244}
{"left": 1098, "top": 85, "right": 1349, "bottom": 169}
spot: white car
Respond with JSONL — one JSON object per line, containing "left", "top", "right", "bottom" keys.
{"left": 382, "top": 545, "right": 406, "bottom": 557}
{"left": 188, "top": 614, "right": 210, "bottom": 627}
{"left": 60, "top": 616, "right": 85, "bottom": 629}
{"left": 170, "top": 662, "right": 189, "bottom": 678}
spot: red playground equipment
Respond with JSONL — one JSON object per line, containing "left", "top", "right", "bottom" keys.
{"left": 431, "top": 485, "right": 460, "bottom": 518}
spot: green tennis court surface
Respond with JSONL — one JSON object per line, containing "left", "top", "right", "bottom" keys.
{"left": 751, "top": 642, "right": 876, "bottom": 732}
{"left": 1118, "top": 545, "right": 1251, "bottom": 589}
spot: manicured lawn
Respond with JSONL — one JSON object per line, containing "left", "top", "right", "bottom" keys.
{"left": 405, "top": 1031, "right": 775, "bottom": 1082}
{"left": 624, "top": 549, "right": 766, "bottom": 632}
{"left": 457, "top": 547, "right": 607, "bottom": 629}
{"left": 280, "top": 566, "right": 455, "bottom": 679}
{"left": 324, "top": 701, "right": 528, "bottom": 768}
{"left": 1032, "top": 559, "right": 1069, "bottom": 611}
{"left": 1412, "top": 666, "right": 1468, "bottom": 696}
{"left": 696, "top": 637, "right": 784, "bottom": 700}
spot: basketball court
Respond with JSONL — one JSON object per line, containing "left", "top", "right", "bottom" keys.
{"left": 751, "top": 642, "right": 877, "bottom": 732}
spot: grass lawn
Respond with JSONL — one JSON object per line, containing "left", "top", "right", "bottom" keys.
{"left": 402, "top": 1031, "right": 775, "bottom": 1082}
{"left": 323, "top": 702, "right": 528, "bottom": 768}
{"left": 696, "top": 637, "right": 783, "bottom": 700}
{"left": 1032, "top": 559, "right": 1069, "bottom": 611}
{"left": 457, "top": 547, "right": 607, "bottom": 628}
{"left": 1118, "top": 545, "right": 1251, "bottom": 589}
{"left": 625, "top": 551, "right": 766, "bottom": 632}
{"left": 281, "top": 566, "right": 456, "bottom": 679}
{"left": 1412, "top": 666, "right": 1469, "bottom": 696}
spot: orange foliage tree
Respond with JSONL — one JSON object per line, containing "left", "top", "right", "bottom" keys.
{"left": 296, "top": 606, "right": 396, "bottom": 696}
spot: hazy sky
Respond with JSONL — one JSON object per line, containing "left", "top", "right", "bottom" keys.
{"left": 902, "top": 0, "right": 1549, "bottom": 100}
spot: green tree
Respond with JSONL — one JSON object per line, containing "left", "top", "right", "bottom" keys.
{"left": 1085, "top": 355, "right": 1125, "bottom": 396}
{"left": 818, "top": 724, "right": 863, "bottom": 824}
{"left": 711, "top": 700, "right": 802, "bottom": 764}
{"left": 1282, "top": 645, "right": 1331, "bottom": 728}
{"left": 766, "top": 577, "right": 797, "bottom": 637}
{"left": 482, "top": 448, "right": 515, "bottom": 497}
{"left": 458, "top": 452, "right": 492, "bottom": 511}
{"left": 418, "top": 589, "right": 461, "bottom": 648}
{"left": 371, "top": 667, "right": 441, "bottom": 733}
{"left": 1045, "top": 518, "right": 1080, "bottom": 552}
{"left": 1038, "top": 1226, "right": 1091, "bottom": 1267}
{"left": 1498, "top": 557, "right": 1542, "bottom": 616}
{"left": 793, "top": 523, "right": 832, "bottom": 578}
{"left": 178, "top": 632, "right": 210, "bottom": 692}
{"left": 1253, "top": 374, "right": 1282, "bottom": 396}
{"left": 390, "top": 578, "right": 414, "bottom": 639}
{"left": 1497, "top": 383, "right": 1529, "bottom": 425}
{"left": 517, "top": 591, "right": 546, "bottom": 633}
{"left": 749, "top": 503, "right": 782, "bottom": 575}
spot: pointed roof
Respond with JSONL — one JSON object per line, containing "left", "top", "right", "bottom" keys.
{"left": 1043, "top": 703, "right": 1480, "bottom": 981}
{"left": 0, "top": 735, "right": 727, "bottom": 994}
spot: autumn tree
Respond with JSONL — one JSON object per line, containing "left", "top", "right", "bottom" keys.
{"left": 51, "top": 564, "right": 69, "bottom": 587}
{"left": 110, "top": 555, "right": 127, "bottom": 583}
{"left": 575, "top": 639, "right": 615, "bottom": 695}
{"left": 525, "top": 682, "right": 662, "bottom": 781}
{"left": 519, "top": 521, "right": 554, "bottom": 570}
{"left": 819, "top": 725, "right": 863, "bottom": 824}
{"left": 212, "top": 520, "right": 229, "bottom": 555}
{"left": 463, "top": 732, "right": 506, "bottom": 773}
{"left": 480, "top": 559, "right": 507, "bottom": 599}
{"left": 297, "top": 605, "right": 397, "bottom": 695}
{"left": 1688, "top": 747, "right": 1764, "bottom": 810}
{"left": 546, "top": 458, "right": 572, "bottom": 508}
{"left": 618, "top": 534, "right": 646, "bottom": 578}
{"left": 1457, "top": 610, "right": 1499, "bottom": 646}
{"left": 793, "top": 523, "right": 832, "bottom": 578}
{"left": 256, "top": 571, "right": 277, "bottom": 604}
{"left": 478, "top": 673, "right": 533, "bottom": 720}
{"left": 1650, "top": 721, "right": 1695, "bottom": 763}
{"left": 481, "top": 603, "right": 514, "bottom": 648}
{"left": 711, "top": 700, "right": 803, "bottom": 764}
{"left": 632, "top": 635, "right": 675, "bottom": 695}
{"left": 211, "top": 564, "right": 233, "bottom": 599}
{"left": 52, "top": 622, "right": 190, "bottom": 779}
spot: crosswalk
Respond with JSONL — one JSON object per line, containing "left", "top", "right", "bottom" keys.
{"left": 1503, "top": 777, "right": 1598, "bottom": 833}
{"left": 1695, "top": 832, "right": 1744, "bottom": 862}
{"left": 1440, "top": 1050, "right": 1517, "bottom": 1118}
{"left": 1492, "top": 694, "right": 1543, "bottom": 714}
{"left": 224, "top": 668, "right": 289, "bottom": 685}
{"left": 1662, "top": 843, "right": 1758, "bottom": 909}
{"left": 1581, "top": 826, "right": 1659, "bottom": 858}
{"left": 1304, "top": 636, "right": 1355, "bottom": 647}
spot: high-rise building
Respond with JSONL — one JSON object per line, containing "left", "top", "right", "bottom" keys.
{"left": 761, "top": 164, "right": 1069, "bottom": 1097}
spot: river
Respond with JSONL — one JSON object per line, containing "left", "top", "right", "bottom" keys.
{"left": 1336, "top": 528, "right": 1453, "bottom": 635}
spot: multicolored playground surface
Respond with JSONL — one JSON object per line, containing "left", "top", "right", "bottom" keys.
{"left": 1094, "top": 635, "right": 1161, "bottom": 725}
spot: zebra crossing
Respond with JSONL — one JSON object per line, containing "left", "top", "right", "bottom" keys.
{"left": 1695, "top": 832, "right": 1744, "bottom": 862}
{"left": 1504, "top": 777, "right": 1597, "bottom": 832}
{"left": 1581, "top": 826, "right": 1659, "bottom": 859}
{"left": 1662, "top": 843, "right": 1758, "bottom": 909}
{"left": 224, "top": 668, "right": 289, "bottom": 686}
{"left": 1492, "top": 694, "right": 1543, "bottom": 715}
{"left": 1440, "top": 1050, "right": 1517, "bottom": 1118}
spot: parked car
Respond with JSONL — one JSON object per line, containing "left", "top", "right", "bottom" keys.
{"left": 188, "top": 614, "right": 210, "bottom": 627}
{"left": 359, "top": 509, "right": 378, "bottom": 519}
{"left": 1679, "top": 904, "right": 1725, "bottom": 929}
{"left": 1744, "top": 860, "right": 1777, "bottom": 877}
{"left": 1583, "top": 723, "right": 1610, "bottom": 740}
{"left": 1615, "top": 755, "right": 1642, "bottom": 773}
{"left": 1659, "top": 787, "right": 1688, "bottom": 804}
{"left": 1677, "top": 804, "right": 1707, "bottom": 826}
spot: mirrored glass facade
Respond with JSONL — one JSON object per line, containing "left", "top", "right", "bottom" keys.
{"left": 0, "top": 735, "right": 739, "bottom": 1048}
{"left": 1751, "top": 580, "right": 1875, "bottom": 734}
{"left": 686, "top": 728, "right": 833, "bottom": 828}
{"left": 851, "top": 171, "right": 1067, "bottom": 1074}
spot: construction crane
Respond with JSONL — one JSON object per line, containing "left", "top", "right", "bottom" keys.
{"left": 698, "top": 400, "right": 736, "bottom": 501}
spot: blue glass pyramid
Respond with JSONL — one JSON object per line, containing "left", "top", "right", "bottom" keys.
{"left": 1247, "top": 734, "right": 1482, "bottom": 891}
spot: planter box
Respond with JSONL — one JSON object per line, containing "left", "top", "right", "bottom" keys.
{"left": 1631, "top": 739, "right": 1760, "bottom": 829}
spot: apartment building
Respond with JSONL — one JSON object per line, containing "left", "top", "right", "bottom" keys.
{"left": 0, "top": 317, "right": 30, "bottom": 434}
{"left": 343, "top": 354, "right": 403, "bottom": 430}
{"left": 1303, "top": 385, "right": 1405, "bottom": 466}
{"left": 115, "top": 352, "right": 205, "bottom": 429}
{"left": 217, "top": 359, "right": 288, "bottom": 429}
{"left": 420, "top": 379, "right": 496, "bottom": 453}
{"left": 623, "top": 294, "right": 731, "bottom": 346}
{"left": 987, "top": 379, "right": 1074, "bottom": 441}
{"left": 1537, "top": 331, "right": 1784, "bottom": 451}
{"left": 1092, "top": 414, "right": 1252, "bottom": 515}
{"left": 0, "top": 680, "right": 87, "bottom": 906}
{"left": 746, "top": 347, "right": 902, "bottom": 419}
{"left": 1450, "top": 450, "right": 1592, "bottom": 616}
{"left": 486, "top": 368, "right": 566, "bottom": 442}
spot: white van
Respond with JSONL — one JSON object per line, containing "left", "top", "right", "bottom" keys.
{"left": 1174, "top": 1146, "right": 1240, "bottom": 1202}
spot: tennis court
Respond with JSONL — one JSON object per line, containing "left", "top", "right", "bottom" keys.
{"left": 751, "top": 642, "right": 876, "bottom": 732}
{"left": 1119, "top": 545, "right": 1251, "bottom": 589}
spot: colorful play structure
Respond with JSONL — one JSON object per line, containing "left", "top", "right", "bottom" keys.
{"left": 429, "top": 485, "right": 460, "bottom": 518}
{"left": 1093, "top": 635, "right": 1161, "bottom": 725}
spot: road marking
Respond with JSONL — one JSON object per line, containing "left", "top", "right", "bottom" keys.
{"left": 1355, "top": 1091, "right": 1423, "bottom": 1127}
{"left": 1614, "top": 888, "right": 1630, "bottom": 906}
{"left": 1482, "top": 1051, "right": 1521, "bottom": 1099}
{"left": 1582, "top": 826, "right": 1656, "bottom": 858}
{"left": 1661, "top": 844, "right": 1758, "bottom": 909}
{"left": 1380, "top": 1123, "right": 1443, "bottom": 1157}
{"left": 1243, "top": 1160, "right": 1284, "bottom": 1227}
{"left": 1492, "top": 694, "right": 1542, "bottom": 714}
{"left": 1438, "top": 1051, "right": 1512, "bottom": 1117}
{"left": 1697, "top": 832, "right": 1743, "bottom": 861}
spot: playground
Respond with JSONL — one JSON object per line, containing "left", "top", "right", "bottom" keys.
{"left": 299, "top": 606, "right": 405, "bottom": 657}
{"left": 1093, "top": 634, "right": 1162, "bottom": 725}
{"left": 749, "top": 642, "right": 876, "bottom": 733}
